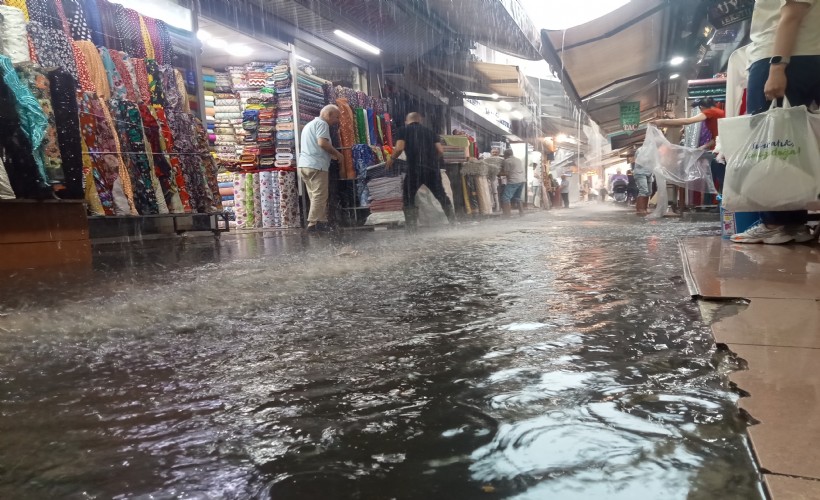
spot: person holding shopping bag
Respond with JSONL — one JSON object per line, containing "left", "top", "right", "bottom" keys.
{"left": 731, "top": 0, "right": 820, "bottom": 244}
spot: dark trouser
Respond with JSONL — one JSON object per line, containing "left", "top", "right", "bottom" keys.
{"left": 747, "top": 56, "right": 820, "bottom": 226}
{"left": 561, "top": 193, "right": 570, "bottom": 208}
{"left": 403, "top": 164, "right": 452, "bottom": 219}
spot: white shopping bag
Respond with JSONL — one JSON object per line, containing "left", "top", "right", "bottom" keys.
{"left": 415, "top": 184, "right": 449, "bottom": 226}
{"left": 720, "top": 98, "right": 820, "bottom": 211}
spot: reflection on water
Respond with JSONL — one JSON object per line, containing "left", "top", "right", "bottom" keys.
{"left": 0, "top": 209, "right": 761, "bottom": 499}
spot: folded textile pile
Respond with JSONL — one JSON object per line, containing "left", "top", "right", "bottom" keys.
{"left": 217, "top": 172, "right": 235, "bottom": 220}
{"left": 274, "top": 62, "right": 295, "bottom": 168}
{"left": 366, "top": 161, "right": 405, "bottom": 213}
{"left": 213, "top": 92, "right": 241, "bottom": 160}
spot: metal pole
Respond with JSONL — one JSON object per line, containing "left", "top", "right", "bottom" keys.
{"left": 290, "top": 43, "right": 307, "bottom": 228}
{"left": 523, "top": 121, "right": 529, "bottom": 206}
{"left": 191, "top": 0, "right": 207, "bottom": 125}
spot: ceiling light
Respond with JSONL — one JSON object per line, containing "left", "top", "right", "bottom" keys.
{"left": 670, "top": 56, "right": 685, "bottom": 66}
{"left": 228, "top": 43, "right": 253, "bottom": 57}
{"left": 556, "top": 133, "right": 568, "bottom": 142}
{"left": 296, "top": 55, "right": 311, "bottom": 63}
{"left": 511, "top": 111, "right": 524, "bottom": 120}
{"left": 207, "top": 38, "right": 228, "bottom": 49}
{"left": 669, "top": 73, "right": 680, "bottom": 80}
{"left": 499, "top": 101, "right": 512, "bottom": 110}
{"left": 196, "top": 29, "right": 212, "bottom": 42}
{"left": 334, "top": 30, "right": 381, "bottom": 55}
{"left": 491, "top": 93, "right": 499, "bottom": 100}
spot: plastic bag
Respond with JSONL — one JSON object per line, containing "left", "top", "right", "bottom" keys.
{"left": 720, "top": 98, "right": 820, "bottom": 211}
{"left": 0, "top": 158, "right": 14, "bottom": 199}
{"left": 415, "top": 184, "right": 449, "bottom": 227}
{"left": 637, "top": 126, "right": 714, "bottom": 193}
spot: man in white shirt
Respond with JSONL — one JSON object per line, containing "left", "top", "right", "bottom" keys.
{"left": 732, "top": 0, "right": 820, "bottom": 244}
{"left": 298, "top": 105, "right": 343, "bottom": 232}
{"left": 500, "top": 149, "right": 526, "bottom": 216}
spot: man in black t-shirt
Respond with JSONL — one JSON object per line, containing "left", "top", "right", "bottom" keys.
{"left": 387, "top": 113, "right": 452, "bottom": 227}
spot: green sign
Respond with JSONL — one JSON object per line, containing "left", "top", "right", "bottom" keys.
{"left": 620, "top": 102, "right": 641, "bottom": 134}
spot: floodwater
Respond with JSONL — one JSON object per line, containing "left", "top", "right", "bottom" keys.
{"left": 0, "top": 205, "right": 762, "bottom": 499}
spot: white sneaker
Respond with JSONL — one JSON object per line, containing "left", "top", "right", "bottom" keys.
{"left": 731, "top": 224, "right": 794, "bottom": 244}
{"left": 787, "top": 225, "right": 816, "bottom": 243}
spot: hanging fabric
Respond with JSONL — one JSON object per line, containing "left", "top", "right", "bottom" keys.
{"left": 0, "top": 5, "right": 31, "bottom": 64}
{"left": 109, "top": 99, "right": 159, "bottom": 214}
{"left": 109, "top": 50, "right": 138, "bottom": 102}
{"left": 16, "top": 64, "right": 63, "bottom": 185}
{"left": 335, "top": 97, "right": 356, "bottom": 179}
{"left": 3, "top": 0, "right": 29, "bottom": 21}
{"left": 47, "top": 68, "right": 84, "bottom": 199}
{"left": 138, "top": 103, "right": 183, "bottom": 212}
{"left": 27, "top": 21, "right": 80, "bottom": 82}
{"left": 76, "top": 40, "right": 110, "bottom": 98}
{"left": 62, "top": 0, "right": 92, "bottom": 41}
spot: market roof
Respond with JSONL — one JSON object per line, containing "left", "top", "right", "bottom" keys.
{"left": 539, "top": 0, "right": 692, "bottom": 136}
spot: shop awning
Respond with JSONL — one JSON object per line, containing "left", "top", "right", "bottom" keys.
{"left": 540, "top": 0, "right": 674, "bottom": 136}
{"left": 471, "top": 62, "right": 528, "bottom": 97}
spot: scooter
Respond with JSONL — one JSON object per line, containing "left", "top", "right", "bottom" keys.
{"left": 611, "top": 180, "right": 629, "bottom": 204}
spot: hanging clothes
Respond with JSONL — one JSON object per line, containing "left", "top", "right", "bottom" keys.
{"left": 109, "top": 50, "right": 138, "bottom": 102}
{"left": 27, "top": 21, "right": 79, "bottom": 82}
{"left": 99, "top": 47, "right": 127, "bottom": 99}
{"left": 145, "top": 59, "right": 165, "bottom": 106}
{"left": 138, "top": 103, "right": 183, "bottom": 213}
{"left": 75, "top": 40, "right": 110, "bottom": 98}
{"left": 47, "top": 68, "right": 84, "bottom": 199}
{"left": 115, "top": 6, "right": 146, "bottom": 57}
{"left": 133, "top": 58, "right": 151, "bottom": 103}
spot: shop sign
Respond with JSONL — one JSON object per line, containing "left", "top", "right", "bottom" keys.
{"left": 707, "top": 0, "right": 754, "bottom": 28}
{"left": 464, "top": 98, "right": 512, "bottom": 133}
{"left": 619, "top": 101, "right": 641, "bottom": 134}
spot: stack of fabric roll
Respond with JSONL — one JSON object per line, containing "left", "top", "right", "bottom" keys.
{"left": 461, "top": 158, "right": 500, "bottom": 215}
{"left": 202, "top": 68, "right": 217, "bottom": 146}
{"left": 217, "top": 172, "right": 235, "bottom": 222}
{"left": 213, "top": 93, "right": 241, "bottom": 160}
{"left": 273, "top": 62, "right": 295, "bottom": 168}
{"left": 257, "top": 93, "right": 276, "bottom": 168}
{"left": 231, "top": 170, "right": 301, "bottom": 229}
{"left": 297, "top": 71, "right": 328, "bottom": 123}
{"left": 215, "top": 71, "right": 232, "bottom": 93}
{"left": 365, "top": 162, "right": 405, "bottom": 214}
{"left": 228, "top": 66, "right": 248, "bottom": 91}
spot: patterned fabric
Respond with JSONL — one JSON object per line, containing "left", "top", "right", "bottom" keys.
{"left": 109, "top": 50, "right": 138, "bottom": 102}
{"left": 99, "top": 47, "right": 127, "bottom": 99}
{"left": 139, "top": 103, "right": 182, "bottom": 212}
{"left": 26, "top": 0, "right": 62, "bottom": 31}
{"left": 71, "top": 40, "right": 94, "bottom": 92}
{"left": 47, "top": 68, "right": 84, "bottom": 199}
{"left": 63, "top": 0, "right": 91, "bottom": 41}
{"left": 99, "top": 99, "right": 137, "bottom": 214}
{"left": 166, "top": 110, "right": 210, "bottom": 213}
{"left": 152, "top": 105, "right": 191, "bottom": 212}
{"left": 77, "top": 92, "right": 132, "bottom": 215}
{"left": 174, "top": 69, "right": 190, "bottom": 113}
{"left": 145, "top": 59, "right": 165, "bottom": 106}
{"left": 233, "top": 173, "right": 246, "bottom": 228}
{"left": 156, "top": 20, "right": 174, "bottom": 66}
{"left": 27, "top": 21, "right": 79, "bottom": 82}
{"left": 0, "top": 57, "right": 50, "bottom": 199}
{"left": 76, "top": 40, "right": 109, "bottom": 98}
{"left": 0, "top": 56, "right": 50, "bottom": 188}
{"left": 244, "top": 172, "right": 255, "bottom": 227}
{"left": 138, "top": 15, "right": 155, "bottom": 60}
{"left": 16, "top": 64, "right": 63, "bottom": 184}
{"left": 193, "top": 117, "right": 221, "bottom": 211}
{"left": 335, "top": 98, "right": 356, "bottom": 179}
{"left": 115, "top": 6, "right": 145, "bottom": 58}
{"left": 95, "top": 0, "right": 122, "bottom": 51}
{"left": 133, "top": 58, "right": 151, "bottom": 103}
{"left": 80, "top": 0, "right": 103, "bottom": 46}
{"left": 109, "top": 99, "right": 159, "bottom": 214}
{"left": 160, "top": 64, "right": 182, "bottom": 112}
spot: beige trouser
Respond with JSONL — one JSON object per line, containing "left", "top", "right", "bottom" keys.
{"left": 299, "top": 167, "right": 329, "bottom": 225}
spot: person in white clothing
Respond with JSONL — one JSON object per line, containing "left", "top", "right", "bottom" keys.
{"left": 298, "top": 105, "right": 343, "bottom": 232}
{"left": 732, "top": 0, "right": 820, "bottom": 244}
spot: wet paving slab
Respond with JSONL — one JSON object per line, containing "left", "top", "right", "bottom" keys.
{"left": 0, "top": 207, "right": 763, "bottom": 499}
{"left": 681, "top": 236, "right": 820, "bottom": 499}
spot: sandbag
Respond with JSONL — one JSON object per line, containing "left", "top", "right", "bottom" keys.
{"left": 415, "top": 184, "right": 449, "bottom": 227}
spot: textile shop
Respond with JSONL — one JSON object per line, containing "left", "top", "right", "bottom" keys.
{"left": 0, "top": 0, "right": 221, "bottom": 219}
{"left": 196, "top": 23, "right": 396, "bottom": 230}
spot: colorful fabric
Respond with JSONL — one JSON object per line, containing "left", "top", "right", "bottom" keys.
{"left": 145, "top": 59, "right": 165, "bottom": 106}
{"left": 152, "top": 105, "right": 190, "bottom": 212}
{"left": 116, "top": 6, "right": 146, "bottom": 57}
{"left": 233, "top": 173, "right": 246, "bottom": 228}
{"left": 62, "top": 0, "right": 92, "bottom": 41}
{"left": 95, "top": 0, "right": 122, "bottom": 51}
{"left": 133, "top": 58, "right": 151, "bottom": 103}
{"left": 80, "top": 0, "right": 103, "bottom": 46}
{"left": 99, "top": 47, "right": 127, "bottom": 99}
{"left": 113, "top": 51, "right": 139, "bottom": 102}
{"left": 27, "top": 22, "right": 79, "bottom": 82}
{"left": 110, "top": 99, "right": 159, "bottom": 214}
{"left": 16, "top": 64, "right": 63, "bottom": 185}
{"left": 76, "top": 40, "right": 110, "bottom": 98}
{"left": 139, "top": 103, "right": 183, "bottom": 212}
{"left": 335, "top": 98, "right": 356, "bottom": 179}
{"left": 4, "top": 0, "right": 29, "bottom": 20}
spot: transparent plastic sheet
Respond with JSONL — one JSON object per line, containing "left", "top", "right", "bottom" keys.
{"left": 0, "top": 157, "right": 15, "bottom": 199}
{"left": 364, "top": 210, "right": 405, "bottom": 226}
{"left": 720, "top": 99, "right": 820, "bottom": 211}
{"left": 636, "top": 126, "right": 716, "bottom": 218}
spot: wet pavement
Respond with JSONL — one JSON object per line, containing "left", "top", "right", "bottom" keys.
{"left": 0, "top": 205, "right": 763, "bottom": 499}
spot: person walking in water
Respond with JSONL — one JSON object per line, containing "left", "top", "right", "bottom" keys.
{"left": 500, "top": 149, "right": 526, "bottom": 217}
{"left": 560, "top": 175, "right": 571, "bottom": 208}
{"left": 298, "top": 105, "right": 344, "bottom": 233}
{"left": 387, "top": 112, "right": 452, "bottom": 228}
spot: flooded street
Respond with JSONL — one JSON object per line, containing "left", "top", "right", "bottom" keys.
{"left": 0, "top": 206, "right": 762, "bottom": 499}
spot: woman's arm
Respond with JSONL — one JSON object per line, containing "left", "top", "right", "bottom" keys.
{"left": 655, "top": 113, "right": 707, "bottom": 127}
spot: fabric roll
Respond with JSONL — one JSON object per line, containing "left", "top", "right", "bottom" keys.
{"left": 27, "top": 22, "right": 80, "bottom": 82}
{"left": 100, "top": 46, "right": 128, "bottom": 99}
{"left": 46, "top": 68, "right": 84, "bottom": 199}
{"left": 109, "top": 50, "right": 138, "bottom": 102}
{"left": 335, "top": 98, "right": 356, "bottom": 179}
{"left": 233, "top": 173, "right": 247, "bottom": 229}
{"left": 3, "top": 0, "right": 29, "bottom": 21}
{"left": 109, "top": 98, "right": 160, "bottom": 214}
{"left": 133, "top": 58, "right": 151, "bottom": 103}
{"left": 74, "top": 40, "right": 110, "bottom": 98}
{"left": 253, "top": 172, "right": 263, "bottom": 228}
{"left": 15, "top": 64, "right": 63, "bottom": 185}
{"left": 259, "top": 170, "right": 276, "bottom": 228}
{"left": 244, "top": 172, "right": 255, "bottom": 228}
{"left": 99, "top": 100, "right": 137, "bottom": 214}
{"left": 27, "top": 0, "right": 62, "bottom": 31}
{"left": 0, "top": 6, "right": 31, "bottom": 64}
{"left": 62, "top": 0, "right": 92, "bottom": 41}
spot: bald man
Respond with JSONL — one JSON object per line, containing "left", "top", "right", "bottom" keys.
{"left": 298, "top": 105, "right": 343, "bottom": 232}
{"left": 388, "top": 112, "right": 452, "bottom": 228}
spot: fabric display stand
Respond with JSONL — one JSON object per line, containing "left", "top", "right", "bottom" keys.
{"left": 461, "top": 158, "right": 501, "bottom": 216}
{"left": 0, "top": 0, "right": 221, "bottom": 217}
{"left": 363, "top": 160, "right": 405, "bottom": 226}
{"left": 231, "top": 170, "right": 299, "bottom": 229}
{"left": 202, "top": 59, "right": 300, "bottom": 229}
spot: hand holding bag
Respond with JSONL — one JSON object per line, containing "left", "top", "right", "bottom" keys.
{"left": 720, "top": 97, "right": 820, "bottom": 211}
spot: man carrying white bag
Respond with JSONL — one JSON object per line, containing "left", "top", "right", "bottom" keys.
{"left": 723, "top": 0, "right": 820, "bottom": 245}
